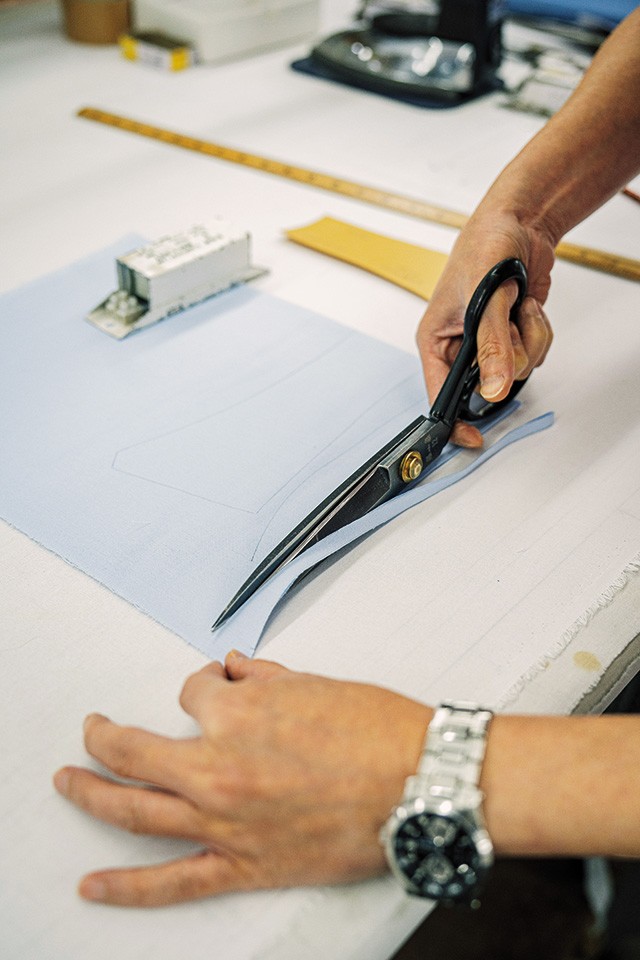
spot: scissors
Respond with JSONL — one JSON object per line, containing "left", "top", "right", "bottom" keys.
{"left": 212, "top": 257, "right": 528, "bottom": 630}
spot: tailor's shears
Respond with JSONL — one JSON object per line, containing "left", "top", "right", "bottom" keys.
{"left": 213, "top": 257, "right": 528, "bottom": 630}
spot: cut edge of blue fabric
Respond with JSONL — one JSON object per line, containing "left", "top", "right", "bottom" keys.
{"left": 213, "top": 410, "right": 555, "bottom": 656}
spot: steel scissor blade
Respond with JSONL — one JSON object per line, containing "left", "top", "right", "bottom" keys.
{"left": 212, "top": 258, "right": 529, "bottom": 631}
{"left": 212, "top": 415, "right": 449, "bottom": 629}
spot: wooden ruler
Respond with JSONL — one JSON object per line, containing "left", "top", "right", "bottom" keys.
{"left": 77, "top": 107, "right": 640, "bottom": 283}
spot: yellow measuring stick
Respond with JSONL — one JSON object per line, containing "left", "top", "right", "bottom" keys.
{"left": 77, "top": 107, "right": 640, "bottom": 284}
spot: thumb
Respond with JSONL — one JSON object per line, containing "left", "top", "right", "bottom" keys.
{"left": 476, "top": 281, "right": 519, "bottom": 402}
{"left": 225, "top": 650, "right": 290, "bottom": 681}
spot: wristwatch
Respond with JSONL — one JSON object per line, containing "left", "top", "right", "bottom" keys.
{"left": 381, "top": 701, "right": 494, "bottom": 905}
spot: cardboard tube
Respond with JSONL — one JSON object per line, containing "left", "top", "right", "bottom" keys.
{"left": 61, "top": 0, "right": 130, "bottom": 44}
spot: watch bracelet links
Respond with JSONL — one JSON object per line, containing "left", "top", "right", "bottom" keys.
{"left": 404, "top": 700, "right": 494, "bottom": 805}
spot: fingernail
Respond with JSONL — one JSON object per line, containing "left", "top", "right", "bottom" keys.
{"left": 79, "top": 877, "right": 107, "bottom": 901}
{"left": 53, "top": 769, "right": 69, "bottom": 794}
{"left": 228, "top": 648, "right": 247, "bottom": 660}
{"left": 83, "top": 712, "right": 107, "bottom": 732}
{"left": 480, "top": 374, "right": 506, "bottom": 400}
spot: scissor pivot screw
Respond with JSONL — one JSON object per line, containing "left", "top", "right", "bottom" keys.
{"left": 400, "top": 450, "right": 423, "bottom": 482}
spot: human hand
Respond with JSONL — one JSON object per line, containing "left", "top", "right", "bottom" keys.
{"left": 53, "top": 652, "right": 430, "bottom": 907}
{"left": 416, "top": 208, "right": 554, "bottom": 447}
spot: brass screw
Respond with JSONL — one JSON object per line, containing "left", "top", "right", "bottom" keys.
{"left": 400, "top": 450, "right": 423, "bottom": 483}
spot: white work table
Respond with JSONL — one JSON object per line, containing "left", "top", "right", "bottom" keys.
{"left": 2, "top": 3, "right": 640, "bottom": 958}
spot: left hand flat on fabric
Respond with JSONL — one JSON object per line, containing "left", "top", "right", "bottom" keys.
{"left": 53, "top": 651, "right": 430, "bottom": 907}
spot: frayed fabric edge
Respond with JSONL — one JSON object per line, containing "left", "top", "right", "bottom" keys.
{"left": 496, "top": 551, "right": 640, "bottom": 710}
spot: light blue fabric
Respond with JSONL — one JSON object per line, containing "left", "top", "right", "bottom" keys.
{"left": 0, "top": 240, "right": 552, "bottom": 657}
{"left": 505, "top": 0, "right": 637, "bottom": 29}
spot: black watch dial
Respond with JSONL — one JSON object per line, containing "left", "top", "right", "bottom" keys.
{"left": 393, "top": 811, "right": 489, "bottom": 902}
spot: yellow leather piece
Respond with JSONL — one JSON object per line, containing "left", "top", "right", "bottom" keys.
{"left": 286, "top": 216, "right": 448, "bottom": 301}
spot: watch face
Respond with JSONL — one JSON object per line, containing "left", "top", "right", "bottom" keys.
{"left": 391, "top": 810, "right": 491, "bottom": 901}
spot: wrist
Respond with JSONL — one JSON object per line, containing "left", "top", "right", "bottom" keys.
{"left": 476, "top": 175, "right": 563, "bottom": 253}
{"left": 382, "top": 701, "right": 494, "bottom": 904}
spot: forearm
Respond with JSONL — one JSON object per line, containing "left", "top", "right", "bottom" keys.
{"left": 482, "top": 713, "right": 640, "bottom": 858}
{"left": 480, "top": 9, "right": 640, "bottom": 246}
{"left": 416, "top": 9, "right": 640, "bottom": 431}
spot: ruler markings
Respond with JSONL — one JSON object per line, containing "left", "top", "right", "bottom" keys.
{"left": 77, "top": 107, "right": 640, "bottom": 283}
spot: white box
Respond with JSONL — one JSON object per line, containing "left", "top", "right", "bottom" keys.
{"left": 86, "top": 222, "right": 266, "bottom": 339}
{"left": 132, "top": 0, "right": 320, "bottom": 64}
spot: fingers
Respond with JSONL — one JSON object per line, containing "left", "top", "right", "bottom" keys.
{"left": 53, "top": 766, "right": 205, "bottom": 839}
{"left": 450, "top": 421, "right": 484, "bottom": 448}
{"left": 77, "top": 850, "right": 252, "bottom": 907}
{"left": 179, "top": 662, "right": 228, "bottom": 726}
{"left": 81, "top": 714, "right": 198, "bottom": 793}
{"left": 515, "top": 296, "right": 554, "bottom": 378}
{"left": 478, "top": 294, "right": 552, "bottom": 400}
{"left": 179, "top": 654, "right": 289, "bottom": 726}
{"left": 422, "top": 294, "right": 552, "bottom": 449}
{"left": 476, "top": 284, "right": 518, "bottom": 402}
{"left": 224, "top": 650, "right": 289, "bottom": 681}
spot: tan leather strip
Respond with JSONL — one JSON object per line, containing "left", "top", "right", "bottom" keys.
{"left": 286, "top": 216, "right": 448, "bottom": 301}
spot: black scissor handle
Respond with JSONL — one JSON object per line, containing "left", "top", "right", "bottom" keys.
{"left": 429, "top": 257, "right": 528, "bottom": 427}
